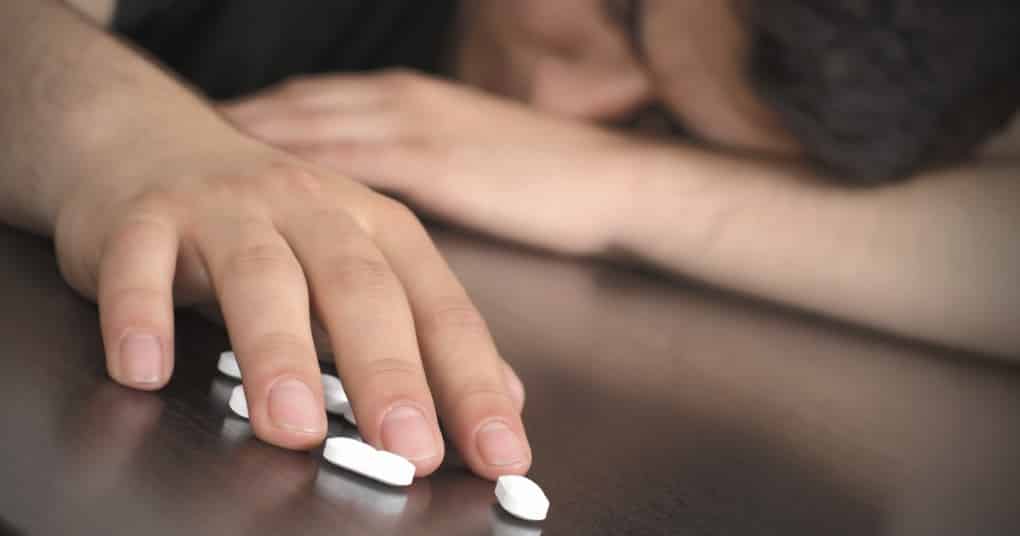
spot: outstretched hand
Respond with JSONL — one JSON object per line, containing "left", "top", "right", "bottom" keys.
{"left": 55, "top": 132, "right": 529, "bottom": 479}
{"left": 219, "top": 70, "right": 640, "bottom": 256}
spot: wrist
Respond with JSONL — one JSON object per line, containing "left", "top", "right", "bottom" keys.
{"left": 606, "top": 143, "right": 721, "bottom": 263}
{"left": 53, "top": 98, "right": 239, "bottom": 223}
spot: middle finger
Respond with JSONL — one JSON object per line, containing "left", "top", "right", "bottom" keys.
{"left": 198, "top": 216, "right": 327, "bottom": 449}
{"left": 278, "top": 204, "right": 444, "bottom": 475}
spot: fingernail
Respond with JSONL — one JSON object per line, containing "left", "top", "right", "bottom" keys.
{"left": 476, "top": 420, "right": 526, "bottom": 467}
{"left": 381, "top": 405, "right": 439, "bottom": 461}
{"left": 267, "top": 378, "right": 324, "bottom": 434}
{"left": 119, "top": 334, "right": 163, "bottom": 384}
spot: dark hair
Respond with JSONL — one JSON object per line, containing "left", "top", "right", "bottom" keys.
{"left": 744, "top": 0, "right": 1020, "bottom": 184}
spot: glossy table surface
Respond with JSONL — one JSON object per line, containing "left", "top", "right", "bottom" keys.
{"left": 1, "top": 224, "right": 1018, "bottom": 536}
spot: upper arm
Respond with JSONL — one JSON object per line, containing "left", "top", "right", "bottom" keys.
{"left": 62, "top": 0, "right": 116, "bottom": 27}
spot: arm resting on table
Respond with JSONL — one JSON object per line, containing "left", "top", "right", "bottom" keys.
{"left": 615, "top": 145, "right": 1020, "bottom": 357}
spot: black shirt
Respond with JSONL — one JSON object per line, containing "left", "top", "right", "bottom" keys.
{"left": 113, "top": 0, "right": 458, "bottom": 100}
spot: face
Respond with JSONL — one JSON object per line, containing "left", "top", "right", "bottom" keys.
{"left": 453, "top": 0, "right": 800, "bottom": 155}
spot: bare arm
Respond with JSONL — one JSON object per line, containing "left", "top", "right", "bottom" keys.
{"left": 620, "top": 145, "right": 1020, "bottom": 357}
{"left": 222, "top": 73, "right": 1020, "bottom": 359}
{"left": 0, "top": 0, "right": 225, "bottom": 235}
{"left": 0, "top": 2, "right": 533, "bottom": 478}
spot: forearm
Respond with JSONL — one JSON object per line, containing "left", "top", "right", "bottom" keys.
{"left": 617, "top": 145, "right": 1020, "bottom": 357}
{"left": 0, "top": 0, "right": 230, "bottom": 235}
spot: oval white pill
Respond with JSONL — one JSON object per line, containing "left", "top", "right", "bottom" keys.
{"left": 495, "top": 475, "right": 549, "bottom": 522}
{"left": 321, "top": 373, "right": 356, "bottom": 424}
{"left": 228, "top": 385, "right": 249, "bottom": 419}
{"left": 340, "top": 405, "right": 357, "bottom": 425}
{"left": 321, "top": 373, "right": 353, "bottom": 420}
{"left": 218, "top": 351, "right": 242, "bottom": 380}
{"left": 321, "top": 373, "right": 347, "bottom": 401}
{"left": 322, "top": 437, "right": 415, "bottom": 487}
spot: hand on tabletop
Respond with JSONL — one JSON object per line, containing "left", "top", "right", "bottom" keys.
{"left": 218, "top": 72, "right": 1020, "bottom": 359}
{"left": 219, "top": 70, "right": 641, "bottom": 256}
{"left": 53, "top": 133, "right": 529, "bottom": 479}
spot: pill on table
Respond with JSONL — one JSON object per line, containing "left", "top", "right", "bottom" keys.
{"left": 228, "top": 385, "right": 249, "bottom": 419}
{"left": 321, "top": 373, "right": 356, "bottom": 424}
{"left": 321, "top": 373, "right": 354, "bottom": 422}
{"left": 218, "top": 351, "right": 241, "bottom": 380}
{"left": 321, "top": 373, "right": 347, "bottom": 401}
{"left": 495, "top": 475, "right": 549, "bottom": 521}
{"left": 221, "top": 358, "right": 356, "bottom": 424}
{"left": 322, "top": 437, "right": 415, "bottom": 487}
{"left": 339, "top": 405, "right": 357, "bottom": 425}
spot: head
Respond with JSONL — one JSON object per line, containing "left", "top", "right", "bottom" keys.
{"left": 453, "top": 0, "right": 1020, "bottom": 183}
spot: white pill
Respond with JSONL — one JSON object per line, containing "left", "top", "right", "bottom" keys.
{"left": 222, "top": 359, "right": 356, "bottom": 425}
{"left": 218, "top": 351, "right": 242, "bottom": 380}
{"left": 228, "top": 385, "right": 249, "bottom": 419}
{"left": 322, "top": 437, "right": 415, "bottom": 487}
{"left": 321, "top": 373, "right": 357, "bottom": 425}
{"left": 495, "top": 475, "right": 549, "bottom": 522}
{"left": 339, "top": 405, "right": 357, "bottom": 425}
{"left": 321, "top": 373, "right": 353, "bottom": 421}
{"left": 321, "top": 373, "right": 347, "bottom": 401}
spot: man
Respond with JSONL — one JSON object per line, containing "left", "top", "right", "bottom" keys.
{"left": 1, "top": 0, "right": 1017, "bottom": 480}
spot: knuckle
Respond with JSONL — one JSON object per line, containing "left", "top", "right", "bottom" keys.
{"left": 350, "top": 357, "right": 426, "bottom": 388}
{"left": 101, "top": 287, "right": 168, "bottom": 332}
{"left": 369, "top": 197, "right": 423, "bottom": 235}
{"left": 104, "top": 286, "right": 165, "bottom": 310}
{"left": 197, "top": 163, "right": 325, "bottom": 206}
{"left": 320, "top": 253, "right": 394, "bottom": 293}
{"left": 258, "top": 162, "right": 326, "bottom": 198}
{"left": 226, "top": 241, "right": 298, "bottom": 278}
{"left": 420, "top": 301, "right": 489, "bottom": 337}
{"left": 55, "top": 249, "right": 96, "bottom": 298}
{"left": 452, "top": 386, "right": 516, "bottom": 411}
{"left": 196, "top": 174, "right": 260, "bottom": 206}
{"left": 375, "top": 195, "right": 415, "bottom": 221}
{"left": 111, "top": 208, "right": 177, "bottom": 245}
{"left": 245, "top": 331, "right": 310, "bottom": 364}
{"left": 125, "top": 189, "right": 185, "bottom": 220}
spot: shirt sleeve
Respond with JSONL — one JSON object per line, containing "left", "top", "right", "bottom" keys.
{"left": 111, "top": 0, "right": 177, "bottom": 35}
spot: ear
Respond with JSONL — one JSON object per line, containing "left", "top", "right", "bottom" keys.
{"left": 529, "top": 55, "right": 653, "bottom": 121}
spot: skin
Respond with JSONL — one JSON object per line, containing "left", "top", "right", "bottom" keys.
{"left": 221, "top": 0, "right": 1020, "bottom": 357}
{"left": 3, "top": 0, "right": 1017, "bottom": 481}
{"left": 451, "top": 0, "right": 799, "bottom": 153}
{"left": 2, "top": 0, "right": 529, "bottom": 480}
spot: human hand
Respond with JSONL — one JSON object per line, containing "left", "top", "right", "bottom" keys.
{"left": 52, "top": 133, "right": 530, "bottom": 479}
{"left": 219, "top": 71, "right": 639, "bottom": 256}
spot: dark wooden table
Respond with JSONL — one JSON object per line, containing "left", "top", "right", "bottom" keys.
{"left": 1, "top": 224, "right": 1018, "bottom": 536}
